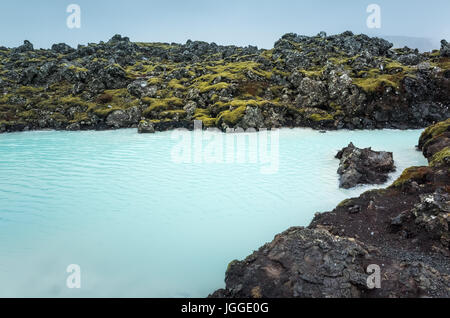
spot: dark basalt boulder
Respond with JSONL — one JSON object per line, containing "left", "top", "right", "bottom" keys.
{"left": 127, "top": 80, "right": 157, "bottom": 98}
{"left": 210, "top": 227, "right": 450, "bottom": 298}
{"left": 51, "top": 43, "right": 75, "bottom": 54}
{"left": 413, "top": 189, "right": 450, "bottom": 247}
{"left": 137, "top": 120, "right": 155, "bottom": 133}
{"left": 106, "top": 107, "right": 141, "bottom": 128}
{"left": 211, "top": 227, "right": 372, "bottom": 298}
{"left": 335, "top": 143, "right": 395, "bottom": 189}
{"left": 441, "top": 40, "right": 450, "bottom": 57}
{"left": 12, "top": 40, "right": 34, "bottom": 53}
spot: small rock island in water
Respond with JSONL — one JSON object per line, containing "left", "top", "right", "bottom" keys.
{"left": 336, "top": 142, "right": 395, "bottom": 189}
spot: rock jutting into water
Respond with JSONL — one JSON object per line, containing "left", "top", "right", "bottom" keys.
{"left": 210, "top": 119, "right": 450, "bottom": 298}
{"left": 335, "top": 142, "right": 395, "bottom": 189}
{"left": 0, "top": 31, "right": 449, "bottom": 134}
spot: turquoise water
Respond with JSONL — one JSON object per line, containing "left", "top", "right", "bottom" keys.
{"left": 0, "top": 128, "right": 427, "bottom": 297}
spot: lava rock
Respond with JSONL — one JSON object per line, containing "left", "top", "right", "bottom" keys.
{"left": 137, "top": 120, "right": 155, "bottom": 133}
{"left": 12, "top": 40, "right": 34, "bottom": 53}
{"left": 413, "top": 189, "right": 450, "bottom": 247}
{"left": 441, "top": 40, "right": 450, "bottom": 57}
{"left": 210, "top": 227, "right": 450, "bottom": 298}
{"left": 51, "top": 43, "right": 75, "bottom": 54}
{"left": 336, "top": 143, "right": 395, "bottom": 189}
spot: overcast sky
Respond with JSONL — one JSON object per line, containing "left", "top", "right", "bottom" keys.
{"left": 0, "top": 0, "right": 448, "bottom": 50}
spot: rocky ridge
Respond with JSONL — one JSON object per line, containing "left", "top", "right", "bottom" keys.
{"left": 0, "top": 31, "right": 449, "bottom": 134}
{"left": 211, "top": 119, "right": 450, "bottom": 298}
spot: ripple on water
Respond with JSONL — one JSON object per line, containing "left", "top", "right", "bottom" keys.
{"left": 0, "top": 128, "right": 427, "bottom": 297}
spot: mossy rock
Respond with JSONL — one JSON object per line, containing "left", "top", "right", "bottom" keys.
{"left": 67, "top": 65, "right": 89, "bottom": 73}
{"left": 50, "top": 113, "right": 68, "bottom": 122}
{"left": 193, "top": 109, "right": 217, "bottom": 128}
{"left": 216, "top": 106, "right": 246, "bottom": 126}
{"left": 159, "top": 110, "right": 188, "bottom": 120}
{"left": 353, "top": 73, "right": 402, "bottom": 93}
{"left": 308, "top": 113, "right": 334, "bottom": 122}
{"left": 70, "top": 112, "right": 90, "bottom": 123}
{"left": 18, "top": 110, "right": 38, "bottom": 120}
{"left": 15, "top": 86, "right": 43, "bottom": 97}
{"left": 142, "top": 97, "right": 184, "bottom": 117}
{"left": 195, "top": 82, "right": 230, "bottom": 93}
{"left": 300, "top": 68, "right": 324, "bottom": 78}
{"left": 419, "top": 118, "right": 450, "bottom": 149}
{"left": 429, "top": 147, "right": 450, "bottom": 167}
{"left": 92, "top": 106, "right": 123, "bottom": 117}
{"left": 390, "top": 166, "right": 433, "bottom": 188}
{"left": 168, "top": 79, "right": 187, "bottom": 90}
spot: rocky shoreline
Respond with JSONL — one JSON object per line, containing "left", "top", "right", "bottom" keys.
{"left": 211, "top": 119, "right": 450, "bottom": 298}
{"left": 0, "top": 32, "right": 449, "bottom": 134}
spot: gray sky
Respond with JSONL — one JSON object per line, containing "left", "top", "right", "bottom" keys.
{"left": 0, "top": 0, "right": 448, "bottom": 50}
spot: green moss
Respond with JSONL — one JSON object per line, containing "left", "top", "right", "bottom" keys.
{"left": 193, "top": 109, "right": 217, "bottom": 128}
{"left": 423, "top": 118, "right": 450, "bottom": 139}
{"left": 337, "top": 198, "right": 353, "bottom": 208}
{"left": 50, "top": 113, "right": 68, "bottom": 122}
{"left": 68, "top": 65, "right": 88, "bottom": 73}
{"left": 196, "top": 82, "right": 230, "bottom": 93}
{"left": 160, "top": 110, "right": 187, "bottom": 119}
{"left": 216, "top": 106, "right": 246, "bottom": 126}
{"left": 125, "top": 62, "right": 156, "bottom": 77}
{"left": 168, "top": 79, "right": 186, "bottom": 90}
{"left": 300, "top": 68, "right": 324, "bottom": 78}
{"left": 436, "top": 57, "right": 450, "bottom": 70}
{"left": 353, "top": 73, "right": 402, "bottom": 92}
{"left": 195, "top": 60, "right": 272, "bottom": 84}
{"left": 15, "top": 86, "right": 42, "bottom": 96}
{"left": 59, "top": 96, "right": 95, "bottom": 109}
{"left": 329, "top": 56, "right": 355, "bottom": 66}
{"left": 309, "top": 113, "right": 334, "bottom": 122}
{"left": 0, "top": 93, "right": 12, "bottom": 104}
{"left": 272, "top": 68, "right": 288, "bottom": 78}
{"left": 147, "top": 77, "right": 163, "bottom": 85}
{"left": 385, "top": 61, "right": 412, "bottom": 72}
{"left": 142, "top": 97, "right": 184, "bottom": 117}
{"left": 136, "top": 42, "right": 174, "bottom": 50}
{"left": 87, "top": 89, "right": 139, "bottom": 116}
{"left": 70, "top": 112, "right": 89, "bottom": 123}
{"left": 353, "top": 60, "right": 416, "bottom": 93}
{"left": 419, "top": 118, "right": 450, "bottom": 148}
{"left": 18, "top": 110, "right": 38, "bottom": 119}
{"left": 429, "top": 147, "right": 450, "bottom": 167}
{"left": 390, "top": 166, "right": 432, "bottom": 188}
{"left": 92, "top": 106, "right": 122, "bottom": 117}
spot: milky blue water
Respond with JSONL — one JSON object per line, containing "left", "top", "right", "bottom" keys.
{"left": 0, "top": 128, "right": 427, "bottom": 297}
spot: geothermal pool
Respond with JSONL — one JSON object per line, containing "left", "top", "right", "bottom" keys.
{"left": 0, "top": 128, "right": 427, "bottom": 297}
